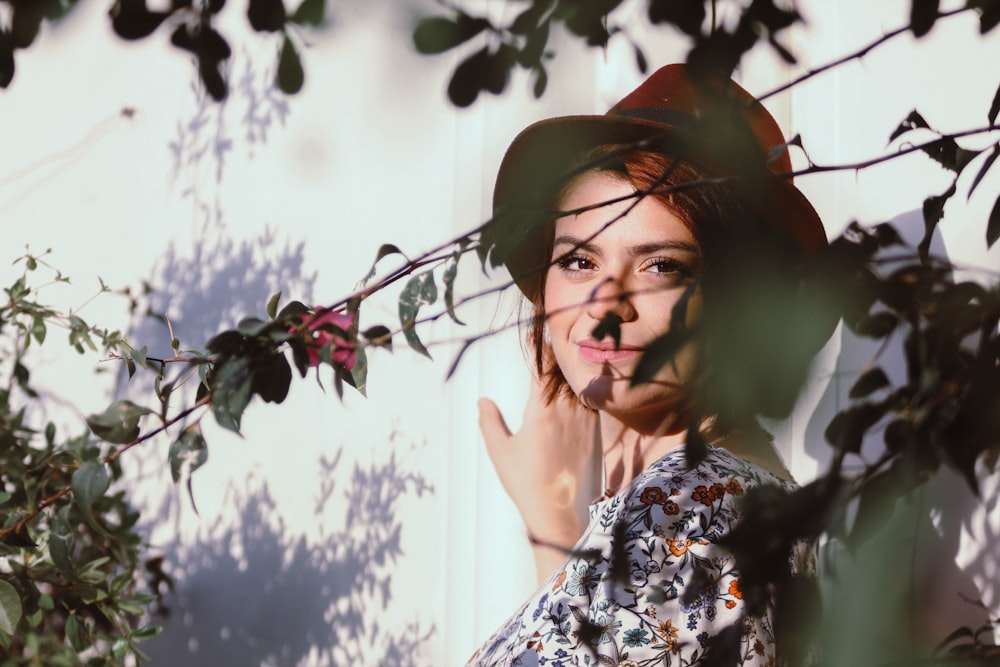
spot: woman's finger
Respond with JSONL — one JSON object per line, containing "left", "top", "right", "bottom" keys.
{"left": 477, "top": 397, "right": 512, "bottom": 452}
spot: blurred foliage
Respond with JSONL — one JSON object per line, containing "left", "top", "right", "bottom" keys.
{"left": 2, "top": 0, "right": 1000, "bottom": 664}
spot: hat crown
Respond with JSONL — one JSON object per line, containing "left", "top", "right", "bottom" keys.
{"left": 606, "top": 64, "right": 792, "bottom": 176}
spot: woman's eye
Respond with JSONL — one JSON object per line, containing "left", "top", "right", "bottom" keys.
{"left": 643, "top": 258, "right": 694, "bottom": 278}
{"left": 554, "top": 255, "right": 595, "bottom": 272}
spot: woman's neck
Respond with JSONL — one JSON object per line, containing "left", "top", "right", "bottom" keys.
{"left": 598, "top": 412, "right": 688, "bottom": 496}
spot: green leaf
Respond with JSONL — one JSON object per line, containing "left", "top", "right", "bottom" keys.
{"left": 988, "top": 193, "right": 1000, "bottom": 248}
{"left": 49, "top": 507, "right": 77, "bottom": 580}
{"left": 169, "top": 427, "right": 208, "bottom": 484}
{"left": 0, "top": 579, "right": 21, "bottom": 637}
{"left": 413, "top": 14, "right": 490, "bottom": 55}
{"left": 442, "top": 257, "right": 465, "bottom": 325}
{"left": 347, "top": 346, "right": 367, "bottom": 397}
{"left": 266, "top": 291, "right": 282, "bottom": 319}
{"left": 290, "top": 0, "right": 324, "bottom": 25}
{"left": 398, "top": 271, "right": 438, "bottom": 358}
{"left": 31, "top": 314, "right": 46, "bottom": 343}
{"left": 86, "top": 400, "right": 151, "bottom": 444}
{"left": 65, "top": 614, "right": 86, "bottom": 652}
{"left": 72, "top": 460, "right": 111, "bottom": 522}
{"left": 211, "top": 357, "right": 254, "bottom": 432}
{"left": 276, "top": 36, "right": 304, "bottom": 94}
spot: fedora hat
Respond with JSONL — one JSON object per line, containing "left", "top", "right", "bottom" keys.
{"left": 486, "top": 63, "right": 826, "bottom": 301}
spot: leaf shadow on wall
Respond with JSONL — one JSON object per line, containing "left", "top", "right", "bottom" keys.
{"left": 143, "top": 446, "right": 436, "bottom": 666}
{"left": 802, "top": 208, "right": 999, "bottom": 656}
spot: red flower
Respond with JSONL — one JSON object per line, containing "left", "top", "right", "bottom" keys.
{"left": 295, "top": 309, "right": 356, "bottom": 369}
{"left": 691, "top": 485, "right": 715, "bottom": 505}
{"left": 725, "top": 478, "right": 744, "bottom": 495}
{"left": 640, "top": 486, "right": 669, "bottom": 505}
{"left": 663, "top": 500, "right": 680, "bottom": 515}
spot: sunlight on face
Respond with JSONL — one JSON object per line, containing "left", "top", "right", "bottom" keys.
{"left": 543, "top": 171, "right": 703, "bottom": 428}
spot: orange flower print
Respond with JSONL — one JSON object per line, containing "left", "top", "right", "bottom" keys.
{"left": 657, "top": 620, "right": 679, "bottom": 652}
{"left": 725, "top": 478, "right": 744, "bottom": 495}
{"left": 710, "top": 482, "right": 726, "bottom": 499}
{"left": 551, "top": 569, "right": 567, "bottom": 592}
{"left": 725, "top": 599, "right": 737, "bottom": 609}
{"left": 526, "top": 631, "right": 543, "bottom": 652}
{"left": 640, "top": 486, "right": 669, "bottom": 505}
{"left": 728, "top": 578, "right": 743, "bottom": 599}
{"left": 691, "top": 485, "right": 715, "bottom": 505}
{"left": 670, "top": 487, "right": 680, "bottom": 496}
{"left": 663, "top": 500, "right": 680, "bottom": 515}
{"left": 754, "top": 639, "right": 766, "bottom": 656}
{"left": 667, "top": 538, "right": 693, "bottom": 556}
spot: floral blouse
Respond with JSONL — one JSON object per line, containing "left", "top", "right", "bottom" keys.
{"left": 467, "top": 446, "right": 809, "bottom": 667}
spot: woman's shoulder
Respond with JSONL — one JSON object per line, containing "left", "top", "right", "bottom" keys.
{"left": 636, "top": 443, "right": 793, "bottom": 492}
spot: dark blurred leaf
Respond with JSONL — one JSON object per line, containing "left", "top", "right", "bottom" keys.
{"left": 277, "top": 299, "right": 310, "bottom": 321}
{"left": 632, "top": 290, "right": 695, "bottom": 385}
{"left": 510, "top": 0, "right": 553, "bottom": 34}
{"left": 276, "top": 36, "right": 304, "bottom": 94}
{"left": 248, "top": 0, "right": 286, "bottom": 32}
{"left": 920, "top": 181, "right": 957, "bottom": 258}
{"left": 362, "top": 325, "right": 392, "bottom": 349}
{"left": 701, "top": 621, "right": 742, "bottom": 667}
{"left": 910, "top": 0, "right": 939, "bottom": 37}
{"left": 11, "top": 3, "right": 44, "bottom": 48}
{"left": 634, "top": 42, "right": 648, "bottom": 74}
{"left": 290, "top": 0, "right": 324, "bottom": 25}
{"left": 888, "top": 109, "right": 929, "bottom": 144}
{"left": 849, "top": 367, "right": 891, "bottom": 399}
{"left": 767, "top": 34, "right": 796, "bottom": 64}
{"left": 168, "top": 427, "right": 208, "bottom": 484}
{"left": 990, "top": 79, "right": 1000, "bottom": 124}
{"left": 198, "top": 56, "right": 227, "bottom": 100}
{"left": 210, "top": 357, "right": 253, "bottom": 432}
{"left": 0, "top": 579, "right": 22, "bottom": 637}
{"left": 825, "top": 402, "right": 888, "bottom": 453}
{"left": 969, "top": 0, "right": 1000, "bottom": 32}
{"left": 110, "top": 0, "right": 169, "bottom": 40}
{"left": 252, "top": 352, "right": 292, "bottom": 403}
{"left": 968, "top": 143, "right": 999, "bottom": 199}
{"left": 921, "top": 138, "right": 977, "bottom": 173}
{"left": 849, "top": 466, "right": 902, "bottom": 548}
{"left": 398, "top": 271, "right": 438, "bottom": 358}
{"left": 853, "top": 310, "right": 898, "bottom": 338}
{"left": 0, "top": 36, "right": 12, "bottom": 89}
{"left": 989, "top": 193, "right": 1000, "bottom": 248}
{"left": 413, "top": 14, "right": 490, "bottom": 55}
{"left": 517, "top": 21, "right": 549, "bottom": 68}
{"left": 86, "top": 400, "right": 151, "bottom": 444}
{"left": 532, "top": 65, "right": 548, "bottom": 98}
{"left": 648, "top": 0, "right": 705, "bottom": 35}
{"left": 206, "top": 0, "right": 225, "bottom": 13}
{"left": 72, "top": 460, "right": 110, "bottom": 525}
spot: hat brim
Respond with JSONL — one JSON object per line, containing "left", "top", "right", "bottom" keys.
{"left": 489, "top": 114, "right": 826, "bottom": 301}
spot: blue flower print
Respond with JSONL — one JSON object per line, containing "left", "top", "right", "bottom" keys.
{"left": 565, "top": 562, "right": 598, "bottom": 596}
{"left": 623, "top": 627, "right": 651, "bottom": 647}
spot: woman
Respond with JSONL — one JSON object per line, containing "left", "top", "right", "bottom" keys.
{"left": 470, "top": 65, "right": 826, "bottom": 666}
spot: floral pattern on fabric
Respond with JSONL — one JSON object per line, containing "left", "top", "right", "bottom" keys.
{"left": 467, "top": 446, "right": 812, "bottom": 667}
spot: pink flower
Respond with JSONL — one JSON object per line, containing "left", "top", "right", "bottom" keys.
{"left": 296, "top": 309, "right": 356, "bottom": 369}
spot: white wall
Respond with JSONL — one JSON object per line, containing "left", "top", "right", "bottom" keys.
{"left": 2, "top": 0, "right": 997, "bottom": 664}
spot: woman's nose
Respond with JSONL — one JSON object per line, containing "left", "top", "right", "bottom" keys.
{"left": 585, "top": 278, "right": 637, "bottom": 322}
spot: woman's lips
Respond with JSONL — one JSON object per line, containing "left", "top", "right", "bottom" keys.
{"left": 577, "top": 340, "right": 644, "bottom": 364}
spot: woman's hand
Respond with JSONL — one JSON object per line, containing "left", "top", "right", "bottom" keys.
{"left": 478, "top": 377, "right": 601, "bottom": 581}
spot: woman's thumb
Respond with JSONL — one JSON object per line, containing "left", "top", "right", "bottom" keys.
{"left": 477, "top": 398, "right": 512, "bottom": 450}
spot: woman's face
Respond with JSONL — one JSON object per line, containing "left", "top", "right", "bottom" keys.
{"left": 543, "top": 171, "right": 703, "bottom": 426}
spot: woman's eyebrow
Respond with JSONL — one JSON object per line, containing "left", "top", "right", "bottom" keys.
{"left": 552, "top": 235, "right": 698, "bottom": 256}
